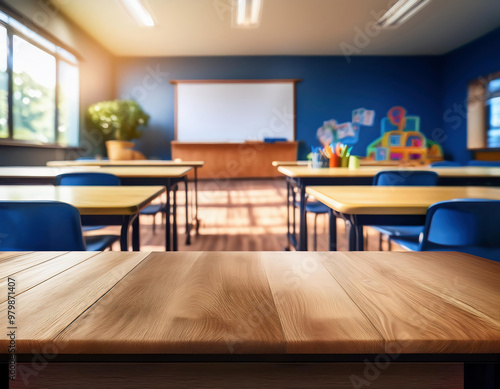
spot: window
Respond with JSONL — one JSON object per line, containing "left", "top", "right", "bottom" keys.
{"left": 0, "top": 25, "right": 7, "bottom": 138}
{"left": 0, "top": 11, "right": 79, "bottom": 146}
{"left": 487, "top": 79, "right": 500, "bottom": 148}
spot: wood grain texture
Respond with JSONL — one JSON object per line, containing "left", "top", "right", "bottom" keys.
{"left": 46, "top": 160, "right": 205, "bottom": 167}
{"left": 55, "top": 252, "right": 203, "bottom": 353}
{"left": 0, "top": 252, "right": 70, "bottom": 278}
{"left": 57, "top": 251, "right": 285, "bottom": 354}
{"left": 0, "top": 251, "right": 98, "bottom": 303}
{"left": 0, "top": 251, "right": 150, "bottom": 354}
{"left": 277, "top": 165, "right": 500, "bottom": 178}
{"left": 306, "top": 186, "right": 500, "bottom": 215}
{"left": 0, "top": 251, "right": 31, "bottom": 261}
{"left": 1, "top": 251, "right": 500, "bottom": 356}
{"left": 262, "top": 252, "right": 383, "bottom": 353}
{"left": 172, "top": 142, "right": 298, "bottom": 178}
{"left": 317, "top": 251, "right": 500, "bottom": 353}
{"left": 0, "top": 185, "right": 166, "bottom": 215}
{"left": 363, "top": 251, "right": 500, "bottom": 329}
{"left": 10, "top": 363, "right": 463, "bottom": 389}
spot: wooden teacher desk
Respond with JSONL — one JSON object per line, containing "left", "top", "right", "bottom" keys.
{"left": 0, "top": 166, "right": 192, "bottom": 251}
{"left": 1, "top": 251, "right": 498, "bottom": 388}
{"left": 0, "top": 185, "right": 165, "bottom": 251}
{"left": 278, "top": 166, "right": 500, "bottom": 251}
{"left": 46, "top": 160, "right": 205, "bottom": 239}
{"left": 172, "top": 141, "right": 298, "bottom": 179}
{"left": 306, "top": 186, "right": 500, "bottom": 251}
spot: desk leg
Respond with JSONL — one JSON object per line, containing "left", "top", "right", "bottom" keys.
{"left": 173, "top": 183, "right": 178, "bottom": 251}
{"left": 298, "top": 184, "right": 308, "bottom": 251}
{"left": 328, "top": 209, "right": 337, "bottom": 251}
{"left": 292, "top": 183, "right": 296, "bottom": 239}
{"left": 184, "top": 177, "right": 191, "bottom": 246}
{"left": 356, "top": 225, "right": 364, "bottom": 251}
{"left": 286, "top": 180, "right": 290, "bottom": 250}
{"left": 194, "top": 167, "right": 200, "bottom": 235}
{"left": 346, "top": 216, "right": 364, "bottom": 251}
{"left": 165, "top": 186, "right": 171, "bottom": 251}
{"left": 120, "top": 215, "right": 134, "bottom": 251}
{"left": 346, "top": 220, "right": 354, "bottom": 251}
{"left": 132, "top": 215, "right": 140, "bottom": 251}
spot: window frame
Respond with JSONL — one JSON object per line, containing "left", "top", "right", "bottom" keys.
{"left": 0, "top": 11, "right": 80, "bottom": 147}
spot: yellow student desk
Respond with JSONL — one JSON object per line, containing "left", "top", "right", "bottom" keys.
{"left": 0, "top": 185, "right": 165, "bottom": 251}
{"left": 277, "top": 165, "right": 500, "bottom": 250}
{"left": 0, "top": 166, "right": 192, "bottom": 251}
{"left": 306, "top": 186, "right": 500, "bottom": 251}
{"left": 1, "top": 251, "right": 498, "bottom": 388}
{"left": 46, "top": 160, "right": 205, "bottom": 239}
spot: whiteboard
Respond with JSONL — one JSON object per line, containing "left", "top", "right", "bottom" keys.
{"left": 176, "top": 82, "right": 295, "bottom": 142}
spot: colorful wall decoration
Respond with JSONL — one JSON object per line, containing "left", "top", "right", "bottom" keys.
{"left": 366, "top": 106, "right": 443, "bottom": 162}
{"left": 316, "top": 108, "right": 375, "bottom": 147}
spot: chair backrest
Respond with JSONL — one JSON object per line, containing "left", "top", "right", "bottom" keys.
{"left": 55, "top": 172, "right": 120, "bottom": 186}
{"left": 0, "top": 201, "right": 86, "bottom": 251}
{"left": 373, "top": 170, "right": 439, "bottom": 186}
{"left": 467, "top": 160, "right": 500, "bottom": 167}
{"left": 430, "top": 161, "right": 462, "bottom": 167}
{"left": 420, "top": 199, "right": 500, "bottom": 262}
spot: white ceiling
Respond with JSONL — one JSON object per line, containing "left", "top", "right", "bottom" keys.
{"left": 57, "top": 0, "right": 500, "bottom": 57}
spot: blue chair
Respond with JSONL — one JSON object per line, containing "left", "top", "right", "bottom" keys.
{"left": 55, "top": 172, "right": 120, "bottom": 186}
{"left": 293, "top": 192, "right": 330, "bottom": 250}
{"left": 0, "top": 201, "right": 86, "bottom": 251}
{"left": 430, "top": 161, "right": 462, "bottom": 167}
{"left": 467, "top": 160, "right": 500, "bottom": 167}
{"left": 371, "top": 170, "right": 439, "bottom": 251}
{"left": 392, "top": 199, "right": 500, "bottom": 262}
{"left": 140, "top": 202, "right": 165, "bottom": 235}
{"left": 373, "top": 170, "right": 439, "bottom": 186}
{"left": 55, "top": 172, "right": 120, "bottom": 251}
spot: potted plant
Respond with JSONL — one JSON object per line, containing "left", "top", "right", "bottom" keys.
{"left": 87, "top": 100, "right": 150, "bottom": 160}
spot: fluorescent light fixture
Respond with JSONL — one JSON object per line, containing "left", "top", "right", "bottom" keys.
{"left": 121, "top": 0, "right": 155, "bottom": 27}
{"left": 237, "top": 0, "right": 247, "bottom": 25}
{"left": 250, "top": 0, "right": 262, "bottom": 25}
{"left": 377, "top": 0, "right": 431, "bottom": 28}
{"left": 234, "top": 0, "right": 263, "bottom": 28}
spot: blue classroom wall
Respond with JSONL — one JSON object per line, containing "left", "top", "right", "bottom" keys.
{"left": 442, "top": 26, "right": 500, "bottom": 164}
{"left": 115, "top": 56, "right": 443, "bottom": 160}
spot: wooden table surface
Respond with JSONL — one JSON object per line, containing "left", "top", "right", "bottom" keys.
{"left": 1, "top": 251, "right": 499, "bottom": 356}
{"left": 272, "top": 160, "right": 309, "bottom": 167}
{"left": 0, "top": 185, "right": 166, "bottom": 215}
{"left": 306, "top": 186, "right": 500, "bottom": 215}
{"left": 272, "top": 160, "right": 401, "bottom": 167}
{"left": 0, "top": 166, "right": 192, "bottom": 179}
{"left": 278, "top": 165, "right": 500, "bottom": 178}
{"left": 47, "top": 160, "right": 205, "bottom": 167}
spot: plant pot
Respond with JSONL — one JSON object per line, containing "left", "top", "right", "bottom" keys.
{"left": 105, "top": 140, "right": 145, "bottom": 161}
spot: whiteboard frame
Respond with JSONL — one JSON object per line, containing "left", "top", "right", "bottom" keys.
{"left": 170, "top": 79, "right": 301, "bottom": 141}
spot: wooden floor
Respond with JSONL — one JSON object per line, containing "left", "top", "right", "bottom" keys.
{"left": 95, "top": 179, "right": 401, "bottom": 252}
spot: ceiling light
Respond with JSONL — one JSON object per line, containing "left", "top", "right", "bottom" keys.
{"left": 377, "top": 0, "right": 431, "bottom": 28}
{"left": 121, "top": 0, "right": 155, "bottom": 27}
{"left": 234, "top": 0, "right": 263, "bottom": 28}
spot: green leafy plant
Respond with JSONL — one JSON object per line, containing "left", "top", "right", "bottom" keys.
{"left": 87, "top": 100, "right": 150, "bottom": 141}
